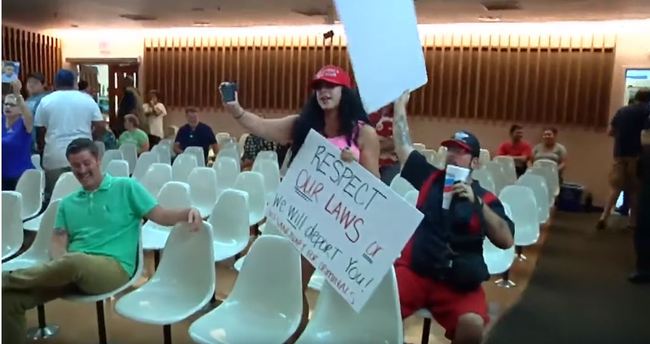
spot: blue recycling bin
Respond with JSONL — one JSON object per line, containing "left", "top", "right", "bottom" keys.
{"left": 557, "top": 183, "right": 584, "bottom": 212}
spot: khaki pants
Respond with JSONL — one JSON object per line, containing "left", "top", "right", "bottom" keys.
{"left": 2, "top": 253, "right": 128, "bottom": 344}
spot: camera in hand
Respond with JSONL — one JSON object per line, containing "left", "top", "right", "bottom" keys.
{"left": 219, "top": 82, "right": 238, "bottom": 103}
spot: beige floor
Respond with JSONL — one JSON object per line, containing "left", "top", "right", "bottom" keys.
{"left": 22, "top": 225, "right": 549, "bottom": 344}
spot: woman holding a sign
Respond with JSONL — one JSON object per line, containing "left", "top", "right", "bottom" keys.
{"left": 220, "top": 65, "right": 380, "bottom": 339}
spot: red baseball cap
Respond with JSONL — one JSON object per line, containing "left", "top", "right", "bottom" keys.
{"left": 311, "top": 65, "right": 352, "bottom": 89}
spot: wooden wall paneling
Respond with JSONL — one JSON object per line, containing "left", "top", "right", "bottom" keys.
{"left": 572, "top": 36, "right": 587, "bottom": 125}
{"left": 539, "top": 36, "right": 551, "bottom": 124}
{"left": 453, "top": 35, "right": 463, "bottom": 118}
{"left": 480, "top": 35, "right": 492, "bottom": 120}
{"left": 491, "top": 37, "right": 503, "bottom": 121}
{"left": 502, "top": 35, "right": 513, "bottom": 122}
{"left": 196, "top": 37, "right": 203, "bottom": 108}
{"left": 428, "top": 34, "right": 437, "bottom": 118}
{"left": 461, "top": 37, "right": 473, "bottom": 119}
{"left": 417, "top": 36, "right": 428, "bottom": 116}
{"left": 295, "top": 36, "right": 303, "bottom": 111}
{"left": 235, "top": 36, "right": 241, "bottom": 105}
{"left": 510, "top": 36, "right": 522, "bottom": 123}
{"left": 273, "top": 36, "right": 280, "bottom": 110}
{"left": 248, "top": 36, "right": 255, "bottom": 110}
{"left": 263, "top": 36, "right": 270, "bottom": 110}
{"left": 47, "top": 36, "right": 54, "bottom": 85}
{"left": 471, "top": 35, "right": 481, "bottom": 119}
{"left": 437, "top": 42, "right": 445, "bottom": 117}
{"left": 171, "top": 37, "right": 179, "bottom": 106}
{"left": 287, "top": 36, "right": 295, "bottom": 111}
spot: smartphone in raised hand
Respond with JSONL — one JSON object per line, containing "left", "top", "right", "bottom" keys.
{"left": 219, "top": 82, "right": 238, "bottom": 103}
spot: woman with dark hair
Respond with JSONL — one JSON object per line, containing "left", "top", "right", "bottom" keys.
{"left": 220, "top": 65, "right": 380, "bottom": 339}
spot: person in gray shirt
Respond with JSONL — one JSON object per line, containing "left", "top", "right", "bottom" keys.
{"left": 532, "top": 127, "right": 567, "bottom": 175}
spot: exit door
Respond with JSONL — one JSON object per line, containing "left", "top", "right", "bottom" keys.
{"left": 108, "top": 63, "right": 139, "bottom": 133}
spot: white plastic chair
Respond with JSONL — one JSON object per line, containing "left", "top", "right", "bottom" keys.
{"left": 213, "top": 157, "right": 239, "bottom": 196}
{"left": 105, "top": 159, "right": 130, "bottom": 177}
{"left": 153, "top": 143, "right": 172, "bottom": 165}
{"left": 3, "top": 201, "right": 59, "bottom": 271}
{"left": 216, "top": 147, "right": 241, "bottom": 171}
{"left": 216, "top": 132, "right": 231, "bottom": 145}
{"left": 189, "top": 235, "right": 302, "bottom": 344}
{"left": 420, "top": 149, "right": 437, "bottom": 165}
{"left": 2, "top": 191, "right": 24, "bottom": 259}
{"left": 31, "top": 154, "right": 42, "bottom": 170}
{"left": 208, "top": 189, "right": 250, "bottom": 262}
{"left": 532, "top": 159, "right": 560, "bottom": 197}
{"left": 101, "top": 149, "right": 124, "bottom": 172}
{"left": 172, "top": 153, "right": 198, "bottom": 183}
{"left": 404, "top": 190, "right": 419, "bottom": 206}
{"left": 64, "top": 237, "right": 144, "bottom": 344}
{"left": 479, "top": 148, "right": 491, "bottom": 167}
{"left": 185, "top": 146, "right": 206, "bottom": 167}
{"left": 413, "top": 143, "right": 426, "bottom": 152}
{"left": 252, "top": 159, "right": 280, "bottom": 202}
{"left": 484, "top": 161, "right": 507, "bottom": 195}
{"left": 472, "top": 168, "right": 497, "bottom": 195}
{"left": 390, "top": 175, "right": 415, "bottom": 197}
{"left": 119, "top": 142, "right": 138, "bottom": 175}
{"left": 494, "top": 155, "right": 517, "bottom": 185}
{"left": 24, "top": 172, "right": 80, "bottom": 231}
{"left": 3, "top": 200, "right": 60, "bottom": 338}
{"left": 233, "top": 220, "right": 281, "bottom": 272}
{"left": 517, "top": 173, "right": 550, "bottom": 224}
{"left": 234, "top": 171, "right": 266, "bottom": 226}
{"left": 296, "top": 268, "right": 402, "bottom": 344}
{"left": 500, "top": 185, "right": 539, "bottom": 247}
{"left": 483, "top": 203, "right": 516, "bottom": 275}
{"left": 16, "top": 169, "right": 44, "bottom": 220}
{"left": 238, "top": 133, "right": 249, "bottom": 157}
{"left": 142, "top": 182, "right": 192, "bottom": 251}
{"left": 94, "top": 141, "right": 106, "bottom": 159}
{"left": 116, "top": 222, "right": 215, "bottom": 344}
{"left": 132, "top": 151, "right": 159, "bottom": 181}
{"left": 255, "top": 150, "right": 278, "bottom": 163}
{"left": 188, "top": 167, "right": 219, "bottom": 218}
{"left": 141, "top": 163, "right": 173, "bottom": 198}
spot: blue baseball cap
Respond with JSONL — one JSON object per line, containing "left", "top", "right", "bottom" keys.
{"left": 54, "top": 69, "right": 75, "bottom": 88}
{"left": 441, "top": 130, "right": 481, "bottom": 158}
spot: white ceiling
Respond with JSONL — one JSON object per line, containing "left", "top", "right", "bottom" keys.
{"left": 3, "top": 0, "right": 650, "bottom": 29}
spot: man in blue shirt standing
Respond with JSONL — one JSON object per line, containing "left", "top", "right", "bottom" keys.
{"left": 174, "top": 107, "right": 219, "bottom": 163}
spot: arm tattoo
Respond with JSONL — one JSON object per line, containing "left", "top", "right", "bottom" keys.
{"left": 394, "top": 114, "right": 413, "bottom": 148}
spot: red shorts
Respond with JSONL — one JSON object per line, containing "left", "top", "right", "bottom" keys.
{"left": 396, "top": 264, "right": 489, "bottom": 339}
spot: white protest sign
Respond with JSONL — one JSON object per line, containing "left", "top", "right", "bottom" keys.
{"left": 265, "top": 130, "right": 423, "bottom": 312}
{"left": 333, "top": 0, "right": 428, "bottom": 113}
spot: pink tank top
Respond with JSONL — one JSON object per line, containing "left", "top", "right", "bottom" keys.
{"left": 326, "top": 121, "right": 363, "bottom": 160}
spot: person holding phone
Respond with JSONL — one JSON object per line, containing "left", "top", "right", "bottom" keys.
{"left": 220, "top": 65, "right": 380, "bottom": 340}
{"left": 2, "top": 79, "right": 34, "bottom": 190}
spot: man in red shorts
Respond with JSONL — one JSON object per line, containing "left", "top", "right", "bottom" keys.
{"left": 392, "top": 91, "right": 515, "bottom": 344}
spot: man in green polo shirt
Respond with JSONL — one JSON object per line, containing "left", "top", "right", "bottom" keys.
{"left": 2, "top": 138, "right": 202, "bottom": 344}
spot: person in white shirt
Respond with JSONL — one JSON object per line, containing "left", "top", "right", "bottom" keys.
{"left": 35, "top": 69, "right": 103, "bottom": 202}
{"left": 142, "top": 89, "right": 167, "bottom": 146}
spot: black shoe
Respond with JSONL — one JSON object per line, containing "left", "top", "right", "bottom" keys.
{"left": 628, "top": 271, "right": 650, "bottom": 284}
{"left": 615, "top": 207, "right": 629, "bottom": 216}
{"left": 596, "top": 219, "right": 606, "bottom": 230}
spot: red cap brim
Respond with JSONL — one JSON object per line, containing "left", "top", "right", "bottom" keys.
{"left": 441, "top": 139, "right": 472, "bottom": 154}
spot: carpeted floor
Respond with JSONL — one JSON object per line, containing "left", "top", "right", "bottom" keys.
{"left": 485, "top": 212, "right": 650, "bottom": 344}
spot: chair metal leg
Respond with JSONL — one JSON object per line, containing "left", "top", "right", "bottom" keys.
{"left": 26, "top": 304, "right": 59, "bottom": 340}
{"left": 154, "top": 250, "right": 161, "bottom": 269}
{"left": 96, "top": 301, "right": 108, "bottom": 344}
{"left": 516, "top": 246, "right": 527, "bottom": 262}
{"left": 420, "top": 317, "right": 431, "bottom": 344}
{"left": 495, "top": 269, "right": 517, "bottom": 288}
{"left": 163, "top": 324, "right": 172, "bottom": 344}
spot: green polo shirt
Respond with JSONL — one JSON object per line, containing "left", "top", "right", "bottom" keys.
{"left": 55, "top": 174, "right": 157, "bottom": 276}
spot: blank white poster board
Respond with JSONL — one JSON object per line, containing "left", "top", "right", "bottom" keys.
{"left": 334, "top": 0, "right": 428, "bottom": 113}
